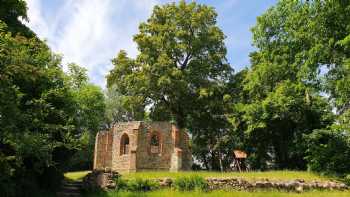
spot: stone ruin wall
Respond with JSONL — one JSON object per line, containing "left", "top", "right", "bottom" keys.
{"left": 136, "top": 122, "right": 178, "bottom": 171}
{"left": 110, "top": 122, "right": 139, "bottom": 173}
{"left": 178, "top": 127, "right": 192, "bottom": 170}
{"left": 94, "top": 121, "right": 192, "bottom": 172}
{"left": 93, "top": 131, "right": 113, "bottom": 170}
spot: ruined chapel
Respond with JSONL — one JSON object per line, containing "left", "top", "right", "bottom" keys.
{"left": 93, "top": 121, "right": 192, "bottom": 172}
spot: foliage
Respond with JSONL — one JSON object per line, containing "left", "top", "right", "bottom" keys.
{"left": 173, "top": 176, "right": 207, "bottom": 191}
{"left": 127, "top": 178, "right": 160, "bottom": 192}
{"left": 104, "top": 84, "right": 144, "bottom": 128}
{"left": 106, "top": 0, "right": 233, "bottom": 128}
{"left": 114, "top": 177, "right": 128, "bottom": 191}
{"left": 240, "top": 81, "right": 333, "bottom": 169}
{"left": 0, "top": 0, "right": 34, "bottom": 37}
{"left": 114, "top": 178, "right": 160, "bottom": 192}
{"left": 345, "top": 174, "right": 350, "bottom": 186}
{"left": 106, "top": 0, "right": 234, "bottom": 171}
{"left": 65, "top": 63, "right": 106, "bottom": 171}
{"left": 231, "top": 0, "right": 350, "bottom": 170}
{"left": 305, "top": 110, "right": 350, "bottom": 175}
{"left": 0, "top": 20, "right": 78, "bottom": 196}
{"left": 0, "top": 2, "right": 105, "bottom": 195}
{"left": 306, "top": 129, "right": 350, "bottom": 175}
{"left": 249, "top": 0, "right": 350, "bottom": 110}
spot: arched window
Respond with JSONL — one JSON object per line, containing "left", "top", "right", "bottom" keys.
{"left": 120, "top": 134, "right": 129, "bottom": 155}
{"left": 150, "top": 133, "right": 160, "bottom": 154}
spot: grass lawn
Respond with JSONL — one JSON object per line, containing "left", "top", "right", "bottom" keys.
{"left": 84, "top": 189, "right": 350, "bottom": 197}
{"left": 67, "top": 170, "right": 347, "bottom": 197}
{"left": 121, "top": 170, "right": 331, "bottom": 182}
{"left": 65, "top": 170, "right": 91, "bottom": 181}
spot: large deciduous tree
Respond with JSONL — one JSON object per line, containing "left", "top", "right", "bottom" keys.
{"left": 239, "top": 0, "right": 349, "bottom": 170}
{"left": 107, "top": 1, "right": 233, "bottom": 128}
{"left": 65, "top": 63, "right": 106, "bottom": 170}
{"left": 0, "top": 21, "right": 79, "bottom": 195}
{"left": 107, "top": 1, "right": 235, "bottom": 171}
{"left": 0, "top": 2, "right": 105, "bottom": 195}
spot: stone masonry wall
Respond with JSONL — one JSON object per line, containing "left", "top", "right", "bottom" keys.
{"left": 136, "top": 122, "right": 174, "bottom": 171}
{"left": 94, "top": 131, "right": 113, "bottom": 170}
{"left": 94, "top": 121, "right": 192, "bottom": 172}
{"left": 178, "top": 130, "right": 192, "bottom": 170}
{"left": 111, "top": 122, "right": 140, "bottom": 173}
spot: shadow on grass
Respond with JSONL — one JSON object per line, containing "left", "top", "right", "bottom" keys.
{"left": 83, "top": 189, "right": 150, "bottom": 197}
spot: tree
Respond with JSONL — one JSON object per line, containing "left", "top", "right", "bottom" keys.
{"left": 106, "top": 1, "right": 234, "bottom": 170}
{"left": 66, "top": 63, "right": 89, "bottom": 89}
{"left": 107, "top": 1, "right": 233, "bottom": 129}
{"left": 0, "top": 21, "right": 79, "bottom": 196}
{"left": 250, "top": 0, "right": 350, "bottom": 111}
{"left": 104, "top": 85, "right": 144, "bottom": 128}
{"left": 242, "top": 80, "right": 333, "bottom": 169}
{"left": 306, "top": 110, "right": 350, "bottom": 175}
{"left": 0, "top": 2, "right": 106, "bottom": 193}
{"left": 234, "top": 0, "right": 348, "bottom": 170}
{"left": 65, "top": 63, "right": 105, "bottom": 170}
{"left": 0, "top": 0, "right": 34, "bottom": 37}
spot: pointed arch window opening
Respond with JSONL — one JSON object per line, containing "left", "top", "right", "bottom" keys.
{"left": 120, "top": 134, "right": 129, "bottom": 155}
{"left": 150, "top": 133, "right": 160, "bottom": 154}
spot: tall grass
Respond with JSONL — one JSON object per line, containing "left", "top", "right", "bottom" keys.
{"left": 172, "top": 176, "right": 207, "bottom": 191}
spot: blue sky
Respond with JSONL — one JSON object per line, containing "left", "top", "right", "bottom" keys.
{"left": 24, "top": 0, "right": 277, "bottom": 87}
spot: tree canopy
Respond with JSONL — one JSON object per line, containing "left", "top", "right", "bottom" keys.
{"left": 107, "top": 1, "right": 234, "bottom": 129}
{"left": 239, "top": 0, "right": 350, "bottom": 170}
{"left": 0, "top": 3, "right": 105, "bottom": 195}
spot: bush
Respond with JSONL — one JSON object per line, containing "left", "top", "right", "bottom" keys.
{"left": 129, "top": 178, "right": 160, "bottom": 192}
{"left": 344, "top": 174, "right": 350, "bottom": 186}
{"left": 115, "top": 178, "right": 160, "bottom": 192}
{"left": 173, "top": 176, "right": 207, "bottom": 191}
{"left": 114, "top": 178, "right": 128, "bottom": 191}
{"left": 305, "top": 129, "right": 350, "bottom": 175}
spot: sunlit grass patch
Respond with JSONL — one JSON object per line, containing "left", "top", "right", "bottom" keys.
{"left": 64, "top": 170, "right": 91, "bottom": 181}
{"left": 121, "top": 170, "right": 330, "bottom": 182}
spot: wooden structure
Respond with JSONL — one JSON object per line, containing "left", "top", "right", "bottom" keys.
{"left": 232, "top": 150, "right": 248, "bottom": 172}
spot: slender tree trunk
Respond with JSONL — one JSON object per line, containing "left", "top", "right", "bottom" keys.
{"left": 219, "top": 151, "right": 223, "bottom": 172}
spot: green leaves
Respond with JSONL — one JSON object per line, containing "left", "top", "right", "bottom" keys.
{"left": 235, "top": 0, "right": 350, "bottom": 169}
{"left": 105, "top": 1, "right": 235, "bottom": 170}
{"left": 107, "top": 0, "right": 233, "bottom": 128}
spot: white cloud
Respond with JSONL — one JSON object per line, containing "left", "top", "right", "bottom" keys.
{"left": 24, "top": 0, "right": 158, "bottom": 87}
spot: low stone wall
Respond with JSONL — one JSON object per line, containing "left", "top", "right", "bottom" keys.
{"left": 82, "top": 170, "right": 120, "bottom": 190}
{"left": 82, "top": 171, "right": 348, "bottom": 192}
{"left": 205, "top": 178, "right": 348, "bottom": 192}
{"left": 152, "top": 177, "right": 348, "bottom": 192}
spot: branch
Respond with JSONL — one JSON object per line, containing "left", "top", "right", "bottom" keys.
{"left": 180, "top": 53, "right": 192, "bottom": 70}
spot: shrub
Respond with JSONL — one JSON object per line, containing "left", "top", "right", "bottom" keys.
{"left": 114, "top": 178, "right": 128, "bottom": 191}
{"left": 305, "top": 129, "right": 350, "bottom": 175}
{"left": 173, "top": 176, "right": 207, "bottom": 191}
{"left": 115, "top": 178, "right": 160, "bottom": 192}
{"left": 344, "top": 174, "right": 350, "bottom": 186}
